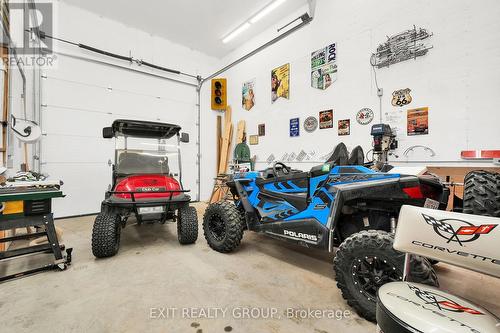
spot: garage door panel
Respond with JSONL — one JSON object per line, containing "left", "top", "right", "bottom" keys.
{"left": 42, "top": 57, "right": 198, "bottom": 217}
{"left": 42, "top": 135, "right": 113, "bottom": 163}
{"left": 44, "top": 78, "right": 114, "bottom": 112}
{"left": 46, "top": 164, "right": 112, "bottom": 217}
{"left": 108, "top": 92, "right": 161, "bottom": 116}
{"left": 42, "top": 107, "right": 113, "bottom": 136}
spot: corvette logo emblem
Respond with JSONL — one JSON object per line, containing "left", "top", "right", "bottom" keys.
{"left": 409, "top": 284, "right": 483, "bottom": 315}
{"left": 422, "top": 214, "right": 497, "bottom": 246}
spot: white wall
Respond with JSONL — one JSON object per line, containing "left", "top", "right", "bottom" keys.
{"left": 37, "top": 1, "right": 218, "bottom": 216}
{"left": 200, "top": 0, "right": 500, "bottom": 200}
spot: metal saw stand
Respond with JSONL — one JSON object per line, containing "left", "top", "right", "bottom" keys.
{"left": 0, "top": 188, "right": 72, "bottom": 282}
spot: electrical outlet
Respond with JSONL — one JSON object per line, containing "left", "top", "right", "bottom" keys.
{"left": 377, "top": 88, "right": 383, "bottom": 97}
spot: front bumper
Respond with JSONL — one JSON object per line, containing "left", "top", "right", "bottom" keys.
{"left": 102, "top": 191, "right": 191, "bottom": 210}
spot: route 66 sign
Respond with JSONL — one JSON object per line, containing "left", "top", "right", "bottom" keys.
{"left": 356, "top": 108, "right": 374, "bottom": 125}
{"left": 391, "top": 88, "right": 412, "bottom": 107}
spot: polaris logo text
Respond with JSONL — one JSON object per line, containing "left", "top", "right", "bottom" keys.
{"left": 283, "top": 230, "right": 318, "bottom": 242}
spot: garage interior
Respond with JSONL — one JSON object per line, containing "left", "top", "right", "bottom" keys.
{"left": 1, "top": 1, "right": 499, "bottom": 332}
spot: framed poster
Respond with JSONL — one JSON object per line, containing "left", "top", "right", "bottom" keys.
{"left": 407, "top": 107, "right": 429, "bottom": 135}
{"left": 249, "top": 135, "right": 259, "bottom": 145}
{"left": 311, "top": 43, "right": 337, "bottom": 90}
{"left": 242, "top": 79, "right": 255, "bottom": 111}
{"left": 319, "top": 110, "right": 333, "bottom": 129}
{"left": 338, "top": 119, "right": 350, "bottom": 136}
{"left": 290, "top": 118, "right": 300, "bottom": 137}
{"left": 258, "top": 124, "right": 265, "bottom": 136}
{"left": 271, "top": 63, "right": 290, "bottom": 103}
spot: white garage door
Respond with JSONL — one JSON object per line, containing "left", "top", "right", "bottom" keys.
{"left": 41, "top": 55, "right": 199, "bottom": 217}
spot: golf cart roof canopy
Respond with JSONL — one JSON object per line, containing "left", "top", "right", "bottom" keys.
{"left": 106, "top": 119, "right": 182, "bottom": 139}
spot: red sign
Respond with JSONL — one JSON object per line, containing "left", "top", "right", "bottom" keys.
{"left": 461, "top": 150, "right": 500, "bottom": 159}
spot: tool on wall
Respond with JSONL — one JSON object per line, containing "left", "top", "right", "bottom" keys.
{"left": 403, "top": 145, "right": 436, "bottom": 158}
{"left": 10, "top": 115, "right": 42, "bottom": 143}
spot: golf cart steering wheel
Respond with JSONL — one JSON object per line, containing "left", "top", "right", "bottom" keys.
{"left": 273, "top": 162, "right": 291, "bottom": 176}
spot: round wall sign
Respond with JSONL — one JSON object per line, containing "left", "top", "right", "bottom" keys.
{"left": 356, "top": 108, "right": 374, "bottom": 125}
{"left": 304, "top": 116, "right": 318, "bottom": 132}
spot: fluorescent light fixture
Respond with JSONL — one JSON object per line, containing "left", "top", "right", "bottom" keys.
{"left": 250, "top": 0, "right": 287, "bottom": 24}
{"left": 222, "top": 22, "right": 251, "bottom": 44}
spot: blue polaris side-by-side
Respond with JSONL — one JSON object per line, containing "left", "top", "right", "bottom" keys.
{"left": 203, "top": 145, "right": 448, "bottom": 322}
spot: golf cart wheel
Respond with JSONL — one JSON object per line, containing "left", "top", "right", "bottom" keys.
{"left": 92, "top": 213, "right": 121, "bottom": 258}
{"left": 177, "top": 206, "right": 198, "bottom": 244}
{"left": 333, "top": 230, "right": 438, "bottom": 322}
{"left": 203, "top": 201, "right": 244, "bottom": 253}
{"left": 463, "top": 170, "right": 500, "bottom": 217}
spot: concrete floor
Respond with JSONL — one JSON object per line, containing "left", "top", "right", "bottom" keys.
{"left": 1, "top": 202, "right": 498, "bottom": 333}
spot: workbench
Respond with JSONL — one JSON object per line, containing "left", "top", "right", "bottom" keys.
{"left": 0, "top": 185, "right": 72, "bottom": 282}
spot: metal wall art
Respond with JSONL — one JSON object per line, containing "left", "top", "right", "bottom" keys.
{"left": 371, "top": 26, "right": 433, "bottom": 68}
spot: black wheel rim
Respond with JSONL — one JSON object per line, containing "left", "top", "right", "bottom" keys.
{"left": 351, "top": 256, "right": 402, "bottom": 302}
{"left": 208, "top": 214, "right": 226, "bottom": 242}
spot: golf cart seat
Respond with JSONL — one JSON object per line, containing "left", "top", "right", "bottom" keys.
{"left": 377, "top": 205, "right": 500, "bottom": 333}
{"left": 117, "top": 152, "right": 169, "bottom": 175}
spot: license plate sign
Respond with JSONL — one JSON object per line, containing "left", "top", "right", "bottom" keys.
{"left": 138, "top": 206, "right": 165, "bottom": 214}
{"left": 424, "top": 198, "right": 440, "bottom": 210}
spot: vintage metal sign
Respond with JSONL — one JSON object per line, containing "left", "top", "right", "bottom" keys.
{"left": 338, "top": 119, "right": 350, "bottom": 136}
{"left": 242, "top": 79, "right": 255, "bottom": 111}
{"left": 290, "top": 118, "right": 300, "bottom": 137}
{"left": 407, "top": 107, "right": 429, "bottom": 135}
{"left": 304, "top": 116, "right": 318, "bottom": 133}
{"left": 319, "top": 110, "right": 334, "bottom": 129}
{"left": 311, "top": 43, "right": 337, "bottom": 90}
{"left": 356, "top": 108, "right": 374, "bottom": 125}
{"left": 392, "top": 88, "right": 412, "bottom": 107}
{"left": 272, "top": 63, "right": 290, "bottom": 103}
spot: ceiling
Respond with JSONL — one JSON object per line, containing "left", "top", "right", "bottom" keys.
{"left": 61, "top": 0, "right": 308, "bottom": 58}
